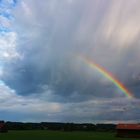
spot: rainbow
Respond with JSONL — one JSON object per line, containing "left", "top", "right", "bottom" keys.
{"left": 80, "top": 57, "right": 134, "bottom": 99}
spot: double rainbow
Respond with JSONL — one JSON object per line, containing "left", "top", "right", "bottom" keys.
{"left": 80, "top": 56, "right": 134, "bottom": 99}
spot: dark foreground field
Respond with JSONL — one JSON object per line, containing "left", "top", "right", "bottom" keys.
{"left": 0, "top": 131, "right": 138, "bottom": 140}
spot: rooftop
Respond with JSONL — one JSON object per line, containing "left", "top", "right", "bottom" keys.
{"left": 117, "top": 124, "right": 140, "bottom": 130}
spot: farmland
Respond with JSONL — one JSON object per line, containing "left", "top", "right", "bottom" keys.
{"left": 0, "top": 131, "right": 138, "bottom": 140}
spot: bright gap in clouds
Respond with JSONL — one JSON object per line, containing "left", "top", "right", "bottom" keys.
{"left": 0, "top": 0, "right": 140, "bottom": 123}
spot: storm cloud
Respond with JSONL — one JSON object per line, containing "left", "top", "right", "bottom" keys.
{"left": 0, "top": 0, "right": 140, "bottom": 122}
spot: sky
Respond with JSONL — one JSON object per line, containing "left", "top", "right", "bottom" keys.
{"left": 0, "top": 0, "right": 140, "bottom": 123}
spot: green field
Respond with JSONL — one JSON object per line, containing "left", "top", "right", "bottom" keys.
{"left": 0, "top": 131, "right": 138, "bottom": 140}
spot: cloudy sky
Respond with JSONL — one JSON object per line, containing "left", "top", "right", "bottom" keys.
{"left": 0, "top": 0, "right": 140, "bottom": 123}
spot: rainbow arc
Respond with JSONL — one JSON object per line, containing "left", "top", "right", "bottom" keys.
{"left": 80, "top": 56, "right": 134, "bottom": 99}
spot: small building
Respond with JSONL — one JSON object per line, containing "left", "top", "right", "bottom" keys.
{"left": 116, "top": 124, "right": 140, "bottom": 138}
{"left": 0, "top": 121, "right": 8, "bottom": 133}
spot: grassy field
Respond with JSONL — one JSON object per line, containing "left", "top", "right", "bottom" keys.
{"left": 0, "top": 130, "right": 138, "bottom": 140}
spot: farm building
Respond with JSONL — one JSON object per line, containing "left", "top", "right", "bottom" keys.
{"left": 116, "top": 124, "right": 140, "bottom": 138}
{"left": 0, "top": 121, "right": 8, "bottom": 133}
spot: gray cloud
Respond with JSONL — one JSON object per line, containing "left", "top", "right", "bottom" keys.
{"left": 0, "top": 0, "right": 140, "bottom": 122}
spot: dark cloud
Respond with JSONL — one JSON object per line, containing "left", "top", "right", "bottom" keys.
{"left": 0, "top": 0, "right": 140, "bottom": 122}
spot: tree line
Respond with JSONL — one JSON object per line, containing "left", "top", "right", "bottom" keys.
{"left": 5, "top": 122, "right": 116, "bottom": 132}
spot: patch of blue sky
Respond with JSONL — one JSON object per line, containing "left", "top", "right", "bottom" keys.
{"left": 0, "top": 80, "right": 4, "bottom": 85}
{"left": 11, "top": 0, "right": 18, "bottom": 7}
{"left": 0, "top": 26, "right": 11, "bottom": 33}
{"left": 0, "top": 0, "right": 18, "bottom": 35}
{"left": 0, "top": 0, "right": 18, "bottom": 9}
{"left": 0, "top": 12, "right": 13, "bottom": 19}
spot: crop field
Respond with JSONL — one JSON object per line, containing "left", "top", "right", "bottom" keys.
{"left": 0, "top": 131, "right": 138, "bottom": 140}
